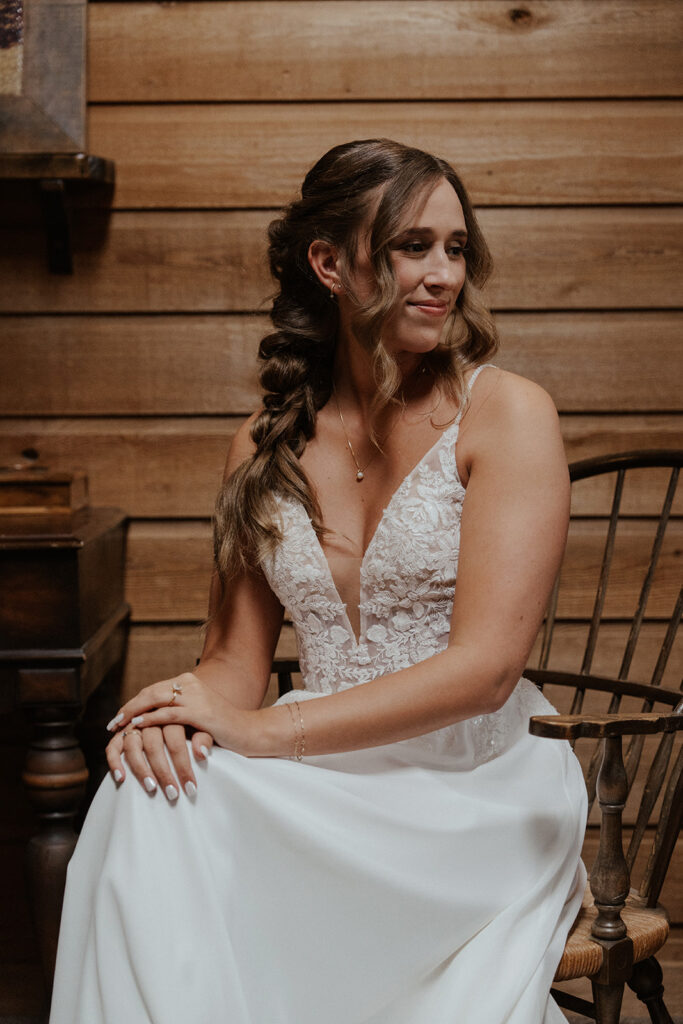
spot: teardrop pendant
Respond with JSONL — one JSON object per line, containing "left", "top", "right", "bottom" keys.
{"left": 356, "top": 471, "right": 364, "bottom": 482}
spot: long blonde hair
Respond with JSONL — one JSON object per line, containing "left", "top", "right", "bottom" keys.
{"left": 214, "top": 139, "right": 498, "bottom": 582}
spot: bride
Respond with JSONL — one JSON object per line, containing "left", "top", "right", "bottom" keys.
{"left": 50, "top": 138, "right": 586, "bottom": 1023}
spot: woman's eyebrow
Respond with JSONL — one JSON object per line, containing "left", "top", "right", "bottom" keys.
{"left": 396, "top": 227, "right": 469, "bottom": 240}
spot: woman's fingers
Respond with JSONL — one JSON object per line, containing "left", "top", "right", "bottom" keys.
{"left": 108, "top": 723, "right": 207, "bottom": 801}
{"left": 139, "top": 726, "right": 183, "bottom": 802}
{"left": 106, "top": 672, "right": 198, "bottom": 732}
{"left": 161, "top": 726, "right": 198, "bottom": 799}
{"left": 105, "top": 732, "right": 126, "bottom": 783}
{"left": 118, "top": 705, "right": 197, "bottom": 733}
{"left": 192, "top": 731, "right": 214, "bottom": 763}
{"left": 119, "top": 728, "right": 157, "bottom": 795}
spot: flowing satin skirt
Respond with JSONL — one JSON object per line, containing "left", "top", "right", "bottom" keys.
{"left": 50, "top": 709, "right": 586, "bottom": 1024}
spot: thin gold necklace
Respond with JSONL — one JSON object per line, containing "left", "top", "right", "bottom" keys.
{"left": 332, "top": 386, "right": 401, "bottom": 482}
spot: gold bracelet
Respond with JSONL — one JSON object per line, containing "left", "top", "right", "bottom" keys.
{"left": 286, "top": 700, "right": 305, "bottom": 761}
{"left": 293, "top": 699, "right": 305, "bottom": 761}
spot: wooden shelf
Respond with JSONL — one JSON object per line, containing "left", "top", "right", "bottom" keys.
{"left": 0, "top": 153, "right": 115, "bottom": 183}
{"left": 0, "top": 153, "right": 115, "bottom": 274}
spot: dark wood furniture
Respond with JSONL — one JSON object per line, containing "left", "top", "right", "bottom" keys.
{"left": 528, "top": 450, "right": 683, "bottom": 1024}
{"left": 0, "top": 469, "right": 130, "bottom": 989}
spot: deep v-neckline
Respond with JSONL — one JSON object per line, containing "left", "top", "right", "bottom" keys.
{"left": 304, "top": 416, "right": 462, "bottom": 646}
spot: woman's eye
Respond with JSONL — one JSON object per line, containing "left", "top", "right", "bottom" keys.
{"left": 401, "top": 241, "right": 425, "bottom": 254}
{"left": 448, "top": 245, "right": 468, "bottom": 258}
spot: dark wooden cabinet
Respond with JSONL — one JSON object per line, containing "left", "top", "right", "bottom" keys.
{"left": 0, "top": 471, "right": 130, "bottom": 990}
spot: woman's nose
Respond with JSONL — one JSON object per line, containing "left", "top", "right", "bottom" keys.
{"left": 423, "top": 250, "right": 460, "bottom": 288}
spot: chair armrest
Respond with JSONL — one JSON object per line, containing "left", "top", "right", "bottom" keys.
{"left": 529, "top": 712, "right": 683, "bottom": 741}
{"left": 531, "top": 710, "right": 681, "bottom": 948}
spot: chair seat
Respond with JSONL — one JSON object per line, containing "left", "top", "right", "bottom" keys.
{"left": 555, "top": 883, "right": 670, "bottom": 982}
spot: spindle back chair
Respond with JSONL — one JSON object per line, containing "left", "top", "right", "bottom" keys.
{"left": 527, "top": 450, "right": 682, "bottom": 1023}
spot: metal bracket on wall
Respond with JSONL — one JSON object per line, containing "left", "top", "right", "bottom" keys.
{"left": 0, "top": 153, "right": 115, "bottom": 275}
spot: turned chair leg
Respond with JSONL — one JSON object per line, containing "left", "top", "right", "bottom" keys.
{"left": 627, "top": 957, "right": 674, "bottom": 1024}
{"left": 591, "top": 980, "right": 624, "bottom": 1024}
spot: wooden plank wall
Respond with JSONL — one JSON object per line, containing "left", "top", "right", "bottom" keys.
{"left": 0, "top": 1, "right": 682, "bottom": 1005}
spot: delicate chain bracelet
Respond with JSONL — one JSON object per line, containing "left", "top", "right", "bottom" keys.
{"left": 286, "top": 700, "right": 306, "bottom": 761}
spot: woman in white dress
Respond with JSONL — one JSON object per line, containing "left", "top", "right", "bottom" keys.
{"left": 50, "top": 139, "right": 587, "bottom": 1024}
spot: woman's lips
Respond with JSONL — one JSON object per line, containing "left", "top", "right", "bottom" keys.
{"left": 409, "top": 302, "right": 449, "bottom": 317}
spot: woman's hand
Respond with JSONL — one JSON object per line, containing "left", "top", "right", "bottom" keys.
{"left": 107, "top": 671, "right": 267, "bottom": 767}
{"left": 106, "top": 722, "right": 214, "bottom": 801}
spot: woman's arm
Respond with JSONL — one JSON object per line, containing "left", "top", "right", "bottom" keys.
{"left": 193, "top": 409, "right": 286, "bottom": 708}
{"left": 106, "top": 416, "right": 284, "bottom": 791}
{"left": 112, "top": 373, "right": 570, "bottom": 758}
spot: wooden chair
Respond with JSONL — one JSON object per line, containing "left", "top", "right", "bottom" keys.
{"left": 273, "top": 449, "right": 682, "bottom": 1024}
{"left": 527, "top": 450, "right": 682, "bottom": 1023}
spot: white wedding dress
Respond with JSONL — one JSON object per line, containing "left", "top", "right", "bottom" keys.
{"left": 50, "top": 365, "right": 587, "bottom": 1024}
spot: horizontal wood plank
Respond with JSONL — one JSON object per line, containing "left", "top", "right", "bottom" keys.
{"left": 87, "top": 101, "right": 683, "bottom": 208}
{"left": 1, "top": 208, "right": 681, "bottom": 313}
{"left": 122, "top": 519, "right": 682, "bottom": 622}
{"left": 1, "top": 416, "right": 679, "bottom": 518}
{"left": 2, "top": 312, "right": 681, "bottom": 415}
{"left": 559, "top": 519, "right": 683, "bottom": 620}
{"left": 88, "top": 1, "right": 683, "bottom": 102}
{"left": 528, "top": 620, "right": 683, "bottom": 693}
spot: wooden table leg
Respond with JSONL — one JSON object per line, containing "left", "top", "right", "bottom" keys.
{"left": 20, "top": 671, "right": 88, "bottom": 991}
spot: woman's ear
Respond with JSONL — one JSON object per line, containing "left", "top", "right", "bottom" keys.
{"left": 307, "top": 240, "right": 342, "bottom": 295}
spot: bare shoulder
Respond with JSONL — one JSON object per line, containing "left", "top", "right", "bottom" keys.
{"left": 458, "top": 368, "right": 566, "bottom": 484}
{"left": 469, "top": 366, "right": 557, "bottom": 420}
{"left": 464, "top": 367, "right": 561, "bottom": 440}
{"left": 222, "top": 410, "right": 261, "bottom": 480}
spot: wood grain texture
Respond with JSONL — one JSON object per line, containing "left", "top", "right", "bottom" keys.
{"left": 0, "top": 416, "right": 680, "bottom": 518}
{"left": 1, "top": 208, "right": 681, "bottom": 313}
{"left": 87, "top": 101, "right": 683, "bottom": 208}
{"left": 87, "top": 1, "right": 683, "bottom": 102}
{"left": 121, "top": 519, "right": 683, "bottom": 622}
{"left": 558, "top": 519, "right": 683, "bottom": 621}
{"left": 2, "top": 312, "right": 681, "bottom": 416}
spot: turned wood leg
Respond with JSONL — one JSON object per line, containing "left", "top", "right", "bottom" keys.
{"left": 628, "top": 957, "right": 674, "bottom": 1024}
{"left": 21, "top": 699, "right": 88, "bottom": 990}
{"left": 591, "top": 979, "right": 625, "bottom": 1024}
{"left": 588, "top": 735, "right": 634, "bottom": 1023}
{"left": 77, "top": 666, "right": 121, "bottom": 825}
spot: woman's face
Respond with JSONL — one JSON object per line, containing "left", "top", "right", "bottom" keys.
{"left": 342, "top": 177, "right": 468, "bottom": 359}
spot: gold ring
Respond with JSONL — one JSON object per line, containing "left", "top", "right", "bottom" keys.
{"left": 122, "top": 729, "right": 140, "bottom": 740}
{"left": 169, "top": 681, "right": 183, "bottom": 705}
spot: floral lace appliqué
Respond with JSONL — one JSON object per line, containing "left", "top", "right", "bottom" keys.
{"left": 260, "top": 365, "right": 552, "bottom": 765}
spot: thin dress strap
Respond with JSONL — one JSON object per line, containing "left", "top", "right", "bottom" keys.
{"left": 454, "top": 363, "right": 496, "bottom": 426}
{"left": 466, "top": 362, "right": 496, "bottom": 393}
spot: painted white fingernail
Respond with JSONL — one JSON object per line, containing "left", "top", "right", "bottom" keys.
{"left": 165, "top": 785, "right": 179, "bottom": 802}
{"left": 131, "top": 715, "right": 144, "bottom": 726}
{"left": 184, "top": 781, "right": 197, "bottom": 799}
{"left": 200, "top": 745, "right": 210, "bottom": 760}
{"left": 106, "top": 713, "right": 124, "bottom": 731}
{"left": 144, "top": 776, "right": 157, "bottom": 793}
{"left": 113, "top": 769, "right": 123, "bottom": 783}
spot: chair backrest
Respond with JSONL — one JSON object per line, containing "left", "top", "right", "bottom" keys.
{"left": 535, "top": 450, "right": 682, "bottom": 689}
{"left": 527, "top": 449, "right": 683, "bottom": 906}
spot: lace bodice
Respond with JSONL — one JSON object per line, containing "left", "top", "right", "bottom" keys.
{"left": 260, "top": 365, "right": 554, "bottom": 765}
